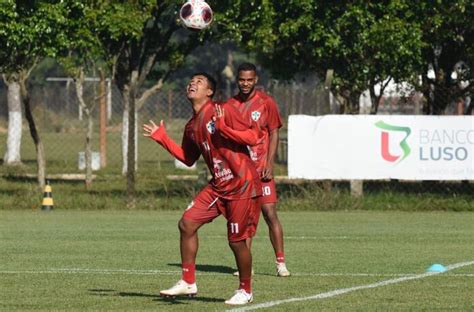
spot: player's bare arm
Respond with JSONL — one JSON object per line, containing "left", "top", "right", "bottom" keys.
{"left": 262, "top": 128, "right": 279, "bottom": 181}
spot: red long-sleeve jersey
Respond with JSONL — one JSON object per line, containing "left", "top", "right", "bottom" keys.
{"left": 227, "top": 90, "right": 283, "bottom": 174}
{"left": 151, "top": 100, "right": 262, "bottom": 200}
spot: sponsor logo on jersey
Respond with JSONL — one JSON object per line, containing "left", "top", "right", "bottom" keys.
{"left": 206, "top": 120, "right": 216, "bottom": 134}
{"left": 212, "top": 157, "right": 234, "bottom": 182}
{"left": 251, "top": 111, "right": 261, "bottom": 121}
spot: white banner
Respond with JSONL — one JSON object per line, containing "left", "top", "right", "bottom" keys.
{"left": 288, "top": 115, "right": 474, "bottom": 180}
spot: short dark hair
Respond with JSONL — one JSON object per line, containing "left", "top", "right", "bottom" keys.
{"left": 192, "top": 72, "right": 217, "bottom": 98}
{"left": 237, "top": 62, "right": 257, "bottom": 74}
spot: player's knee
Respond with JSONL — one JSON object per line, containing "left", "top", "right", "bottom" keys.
{"left": 228, "top": 239, "right": 246, "bottom": 251}
{"left": 178, "top": 218, "right": 191, "bottom": 234}
{"left": 179, "top": 218, "right": 200, "bottom": 235}
{"left": 262, "top": 204, "right": 279, "bottom": 224}
{"left": 178, "top": 219, "right": 185, "bottom": 232}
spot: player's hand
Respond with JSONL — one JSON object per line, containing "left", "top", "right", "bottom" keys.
{"left": 261, "top": 165, "right": 274, "bottom": 181}
{"left": 143, "top": 120, "right": 163, "bottom": 137}
{"left": 215, "top": 104, "right": 225, "bottom": 119}
{"left": 214, "top": 104, "right": 227, "bottom": 132}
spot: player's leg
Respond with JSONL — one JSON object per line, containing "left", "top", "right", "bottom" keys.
{"left": 261, "top": 179, "right": 290, "bottom": 277}
{"left": 159, "top": 218, "right": 202, "bottom": 298}
{"left": 229, "top": 240, "right": 252, "bottom": 280}
{"left": 160, "top": 186, "right": 220, "bottom": 297}
{"left": 224, "top": 197, "right": 260, "bottom": 305}
{"left": 232, "top": 231, "right": 254, "bottom": 276}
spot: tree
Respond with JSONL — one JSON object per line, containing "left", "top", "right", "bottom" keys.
{"left": 93, "top": 1, "right": 204, "bottom": 201}
{"left": 0, "top": 0, "right": 69, "bottom": 187}
{"left": 58, "top": 2, "right": 106, "bottom": 189}
{"left": 220, "top": 1, "right": 424, "bottom": 114}
{"left": 412, "top": 1, "right": 474, "bottom": 114}
{"left": 218, "top": 1, "right": 473, "bottom": 115}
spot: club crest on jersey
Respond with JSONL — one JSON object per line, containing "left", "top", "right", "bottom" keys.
{"left": 206, "top": 120, "right": 216, "bottom": 134}
{"left": 251, "top": 111, "right": 261, "bottom": 121}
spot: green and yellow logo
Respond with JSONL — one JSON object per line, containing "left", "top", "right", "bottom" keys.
{"left": 375, "top": 121, "right": 411, "bottom": 163}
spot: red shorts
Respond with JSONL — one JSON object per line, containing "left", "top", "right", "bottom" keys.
{"left": 261, "top": 179, "right": 277, "bottom": 205}
{"left": 182, "top": 185, "right": 261, "bottom": 242}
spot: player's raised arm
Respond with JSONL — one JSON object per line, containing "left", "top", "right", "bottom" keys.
{"left": 143, "top": 119, "right": 200, "bottom": 166}
{"left": 214, "top": 103, "right": 261, "bottom": 146}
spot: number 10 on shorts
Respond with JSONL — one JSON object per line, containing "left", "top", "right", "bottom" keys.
{"left": 230, "top": 222, "right": 239, "bottom": 234}
{"left": 263, "top": 186, "right": 271, "bottom": 196}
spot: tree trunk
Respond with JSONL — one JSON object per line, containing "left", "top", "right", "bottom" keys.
{"left": 73, "top": 69, "right": 94, "bottom": 189}
{"left": 370, "top": 79, "right": 391, "bottom": 115}
{"left": 121, "top": 86, "right": 130, "bottom": 175}
{"left": 3, "top": 76, "right": 22, "bottom": 165}
{"left": 127, "top": 77, "right": 138, "bottom": 200}
{"left": 20, "top": 77, "right": 46, "bottom": 189}
{"left": 99, "top": 69, "right": 107, "bottom": 168}
{"left": 121, "top": 85, "right": 138, "bottom": 177}
{"left": 85, "top": 111, "right": 94, "bottom": 190}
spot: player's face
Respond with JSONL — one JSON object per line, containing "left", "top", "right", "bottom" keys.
{"left": 187, "top": 75, "right": 213, "bottom": 101}
{"left": 237, "top": 70, "right": 258, "bottom": 96}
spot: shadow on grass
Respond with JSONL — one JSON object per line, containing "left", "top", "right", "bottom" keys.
{"left": 168, "top": 263, "right": 235, "bottom": 274}
{"left": 154, "top": 295, "right": 225, "bottom": 304}
{"left": 88, "top": 289, "right": 224, "bottom": 304}
{"left": 88, "top": 289, "right": 116, "bottom": 296}
{"left": 89, "top": 289, "right": 160, "bottom": 299}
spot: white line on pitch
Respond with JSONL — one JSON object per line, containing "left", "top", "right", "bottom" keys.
{"left": 0, "top": 269, "right": 181, "bottom": 275}
{"left": 206, "top": 235, "right": 349, "bottom": 240}
{"left": 225, "top": 260, "right": 474, "bottom": 312}
{"left": 0, "top": 268, "right": 473, "bottom": 278}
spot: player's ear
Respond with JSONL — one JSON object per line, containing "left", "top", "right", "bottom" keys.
{"left": 206, "top": 88, "right": 213, "bottom": 98}
{"left": 255, "top": 75, "right": 259, "bottom": 84}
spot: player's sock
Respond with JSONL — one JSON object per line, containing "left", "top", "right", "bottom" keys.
{"left": 276, "top": 251, "right": 285, "bottom": 263}
{"left": 181, "top": 263, "right": 196, "bottom": 284}
{"left": 239, "top": 277, "right": 252, "bottom": 294}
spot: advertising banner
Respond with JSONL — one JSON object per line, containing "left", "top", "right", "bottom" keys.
{"left": 288, "top": 115, "right": 474, "bottom": 180}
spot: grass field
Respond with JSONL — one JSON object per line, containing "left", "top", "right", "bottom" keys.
{"left": 1, "top": 210, "right": 473, "bottom": 311}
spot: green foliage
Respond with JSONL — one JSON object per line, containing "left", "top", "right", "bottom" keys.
{"left": 0, "top": 0, "right": 70, "bottom": 73}
{"left": 411, "top": 0, "right": 473, "bottom": 113}
{"left": 230, "top": 1, "right": 424, "bottom": 102}
{"left": 211, "top": 1, "right": 277, "bottom": 52}
{"left": 211, "top": 1, "right": 471, "bottom": 114}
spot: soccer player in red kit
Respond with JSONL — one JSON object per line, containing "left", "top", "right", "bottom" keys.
{"left": 143, "top": 72, "right": 262, "bottom": 305}
{"left": 227, "top": 63, "right": 290, "bottom": 277}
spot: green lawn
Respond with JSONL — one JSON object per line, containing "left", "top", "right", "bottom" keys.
{"left": 1, "top": 210, "right": 473, "bottom": 311}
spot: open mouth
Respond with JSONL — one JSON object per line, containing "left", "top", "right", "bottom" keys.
{"left": 187, "top": 85, "right": 197, "bottom": 94}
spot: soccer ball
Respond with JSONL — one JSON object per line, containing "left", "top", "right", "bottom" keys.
{"left": 179, "top": 0, "right": 213, "bottom": 31}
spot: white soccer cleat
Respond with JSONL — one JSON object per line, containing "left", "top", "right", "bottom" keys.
{"left": 232, "top": 269, "right": 254, "bottom": 276}
{"left": 159, "top": 279, "right": 197, "bottom": 298}
{"left": 276, "top": 262, "right": 291, "bottom": 277}
{"left": 225, "top": 289, "right": 253, "bottom": 305}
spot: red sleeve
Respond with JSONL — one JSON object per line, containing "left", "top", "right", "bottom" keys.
{"left": 265, "top": 97, "right": 283, "bottom": 131}
{"left": 151, "top": 123, "right": 200, "bottom": 166}
{"left": 215, "top": 103, "right": 261, "bottom": 146}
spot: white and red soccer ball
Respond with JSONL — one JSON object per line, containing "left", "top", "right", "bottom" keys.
{"left": 179, "top": 0, "right": 213, "bottom": 31}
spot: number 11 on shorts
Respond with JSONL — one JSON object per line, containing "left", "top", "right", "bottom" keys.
{"left": 230, "top": 222, "right": 239, "bottom": 234}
